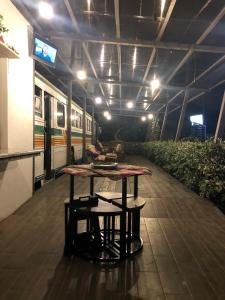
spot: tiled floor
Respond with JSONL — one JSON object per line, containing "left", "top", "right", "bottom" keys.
{"left": 0, "top": 156, "right": 225, "bottom": 299}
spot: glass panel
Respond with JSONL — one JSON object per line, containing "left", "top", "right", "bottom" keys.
{"left": 34, "top": 96, "right": 42, "bottom": 118}
{"left": 71, "top": 108, "right": 76, "bottom": 127}
{"left": 57, "top": 102, "right": 65, "bottom": 128}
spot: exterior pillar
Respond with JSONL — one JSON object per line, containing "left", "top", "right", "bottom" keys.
{"left": 175, "top": 89, "right": 189, "bottom": 141}
{"left": 91, "top": 105, "right": 95, "bottom": 145}
{"left": 160, "top": 102, "right": 169, "bottom": 141}
{"left": 214, "top": 91, "right": 225, "bottom": 142}
{"left": 82, "top": 96, "right": 87, "bottom": 161}
{"left": 67, "top": 80, "right": 72, "bottom": 164}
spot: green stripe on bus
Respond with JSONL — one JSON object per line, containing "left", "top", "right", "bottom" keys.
{"left": 34, "top": 124, "right": 44, "bottom": 134}
{"left": 71, "top": 131, "right": 92, "bottom": 138}
{"left": 51, "top": 128, "right": 62, "bottom": 136}
{"left": 34, "top": 125, "right": 92, "bottom": 137}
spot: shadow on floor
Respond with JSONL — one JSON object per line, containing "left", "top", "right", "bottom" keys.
{"left": 42, "top": 256, "right": 143, "bottom": 300}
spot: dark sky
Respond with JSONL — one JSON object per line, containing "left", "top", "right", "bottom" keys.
{"left": 99, "top": 115, "right": 147, "bottom": 142}
{"left": 99, "top": 85, "right": 224, "bottom": 142}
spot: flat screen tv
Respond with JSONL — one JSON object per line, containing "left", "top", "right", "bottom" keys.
{"left": 32, "top": 35, "right": 57, "bottom": 67}
{"left": 190, "top": 114, "right": 203, "bottom": 125}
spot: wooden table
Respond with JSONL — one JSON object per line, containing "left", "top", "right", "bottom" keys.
{"left": 63, "top": 164, "right": 152, "bottom": 262}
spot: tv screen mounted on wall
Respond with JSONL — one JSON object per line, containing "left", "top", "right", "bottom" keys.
{"left": 32, "top": 35, "right": 57, "bottom": 67}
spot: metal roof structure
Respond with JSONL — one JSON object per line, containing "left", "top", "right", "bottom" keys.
{"left": 12, "top": 0, "right": 225, "bottom": 119}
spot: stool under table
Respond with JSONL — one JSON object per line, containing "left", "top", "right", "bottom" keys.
{"left": 63, "top": 164, "right": 152, "bottom": 262}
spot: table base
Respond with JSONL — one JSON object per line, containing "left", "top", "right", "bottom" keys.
{"left": 66, "top": 229, "right": 143, "bottom": 262}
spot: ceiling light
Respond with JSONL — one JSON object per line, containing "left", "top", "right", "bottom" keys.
{"left": 108, "top": 66, "right": 112, "bottom": 77}
{"left": 38, "top": 2, "right": 54, "bottom": 19}
{"left": 148, "top": 113, "right": 154, "bottom": 120}
{"left": 150, "top": 75, "right": 160, "bottom": 94}
{"left": 161, "top": 0, "right": 166, "bottom": 18}
{"left": 143, "top": 103, "right": 147, "bottom": 108}
{"left": 108, "top": 66, "right": 112, "bottom": 90}
{"left": 141, "top": 116, "right": 146, "bottom": 122}
{"left": 127, "top": 101, "right": 134, "bottom": 109}
{"left": 100, "top": 44, "right": 105, "bottom": 69}
{"left": 133, "top": 47, "right": 137, "bottom": 71}
{"left": 110, "top": 85, "right": 114, "bottom": 96}
{"left": 106, "top": 114, "right": 112, "bottom": 120}
{"left": 145, "top": 89, "right": 148, "bottom": 98}
{"left": 103, "top": 111, "right": 109, "bottom": 117}
{"left": 77, "top": 70, "right": 86, "bottom": 80}
{"left": 87, "top": 0, "right": 91, "bottom": 11}
{"left": 109, "top": 99, "right": 113, "bottom": 105}
{"left": 95, "top": 97, "right": 102, "bottom": 104}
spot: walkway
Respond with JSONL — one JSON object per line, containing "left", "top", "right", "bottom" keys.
{"left": 0, "top": 156, "right": 225, "bottom": 300}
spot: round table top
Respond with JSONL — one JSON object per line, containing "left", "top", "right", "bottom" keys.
{"left": 63, "top": 164, "right": 152, "bottom": 178}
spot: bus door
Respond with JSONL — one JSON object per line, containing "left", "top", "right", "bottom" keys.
{"left": 44, "top": 93, "right": 52, "bottom": 180}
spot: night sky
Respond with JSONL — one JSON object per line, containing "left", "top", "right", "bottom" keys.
{"left": 99, "top": 85, "right": 224, "bottom": 142}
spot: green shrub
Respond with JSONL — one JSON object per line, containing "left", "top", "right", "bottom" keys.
{"left": 125, "top": 140, "right": 225, "bottom": 212}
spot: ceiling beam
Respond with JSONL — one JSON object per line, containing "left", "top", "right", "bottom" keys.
{"left": 157, "top": 53, "right": 225, "bottom": 112}
{"left": 168, "top": 77, "right": 225, "bottom": 114}
{"left": 114, "top": 0, "right": 122, "bottom": 111}
{"left": 96, "top": 107, "right": 156, "bottom": 115}
{"left": 48, "top": 32, "right": 225, "bottom": 54}
{"left": 63, "top": 0, "right": 107, "bottom": 104}
{"left": 134, "top": 0, "right": 176, "bottom": 103}
{"left": 148, "top": 6, "right": 225, "bottom": 110}
{"left": 78, "top": 78, "right": 208, "bottom": 92}
{"left": 97, "top": 112, "right": 154, "bottom": 118}
{"left": 80, "top": 11, "right": 212, "bottom": 24}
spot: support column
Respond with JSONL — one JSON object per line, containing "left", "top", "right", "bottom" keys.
{"left": 152, "top": 113, "right": 160, "bottom": 141}
{"left": 214, "top": 91, "right": 225, "bottom": 142}
{"left": 160, "top": 102, "right": 169, "bottom": 141}
{"left": 82, "top": 96, "right": 87, "bottom": 162}
{"left": 175, "top": 89, "right": 189, "bottom": 141}
{"left": 67, "top": 80, "right": 72, "bottom": 164}
{"left": 91, "top": 105, "right": 95, "bottom": 145}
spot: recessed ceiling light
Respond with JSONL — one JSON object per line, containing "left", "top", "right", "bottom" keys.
{"left": 127, "top": 101, "right": 134, "bottom": 109}
{"left": 141, "top": 116, "right": 146, "bottom": 122}
{"left": 95, "top": 97, "right": 102, "bottom": 104}
{"left": 39, "top": 2, "right": 54, "bottom": 19}
{"left": 106, "top": 114, "right": 112, "bottom": 120}
{"left": 100, "top": 44, "right": 105, "bottom": 69}
{"left": 132, "top": 47, "right": 137, "bottom": 71}
{"left": 103, "top": 111, "right": 109, "bottom": 117}
{"left": 161, "top": 0, "right": 166, "bottom": 18}
{"left": 148, "top": 113, "right": 154, "bottom": 120}
{"left": 150, "top": 75, "right": 160, "bottom": 94}
{"left": 77, "top": 70, "right": 86, "bottom": 80}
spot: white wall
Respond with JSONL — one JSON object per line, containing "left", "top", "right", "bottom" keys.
{"left": 0, "top": 0, "right": 34, "bottom": 221}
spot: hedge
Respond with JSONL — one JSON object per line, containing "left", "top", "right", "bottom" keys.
{"left": 125, "top": 140, "right": 225, "bottom": 212}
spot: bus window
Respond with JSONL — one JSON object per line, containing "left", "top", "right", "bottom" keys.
{"left": 75, "top": 111, "right": 80, "bottom": 128}
{"left": 80, "top": 113, "right": 83, "bottom": 129}
{"left": 34, "top": 96, "right": 42, "bottom": 118}
{"left": 71, "top": 108, "right": 76, "bottom": 127}
{"left": 57, "top": 102, "right": 65, "bottom": 128}
{"left": 86, "top": 118, "right": 88, "bottom": 131}
{"left": 34, "top": 85, "right": 42, "bottom": 118}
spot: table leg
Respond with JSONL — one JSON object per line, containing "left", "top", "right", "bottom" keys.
{"left": 121, "top": 177, "right": 128, "bottom": 258}
{"left": 90, "top": 176, "right": 94, "bottom": 196}
{"left": 122, "top": 177, "right": 127, "bottom": 209}
{"left": 134, "top": 175, "right": 138, "bottom": 198}
{"left": 132, "top": 210, "right": 140, "bottom": 239}
{"left": 68, "top": 175, "right": 75, "bottom": 254}
{"left": 120, "top": 211, "right": 126, "bottom": 259}
{"left": 70, "top": 175, "right": 74, "bottom": 201}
